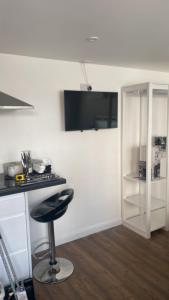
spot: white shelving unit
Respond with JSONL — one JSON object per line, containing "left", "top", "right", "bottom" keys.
{"left": 121, "top": 83, "right": 169, "bottom": 238}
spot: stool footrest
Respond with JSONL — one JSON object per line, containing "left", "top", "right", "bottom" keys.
{"left": 32, "top": 241, "right": 49, "bottom": 260}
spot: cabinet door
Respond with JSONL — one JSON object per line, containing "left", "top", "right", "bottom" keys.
{"left": 0, "top": 250, "right": 30, "bottom": 286}
{"left": 0, "top": 193, "right": 31, "bottom": 285}
{"left": 0, "top": 214, "right": 27, "bottom": 253}
{"left": 0, "top": 193, "right": 25, "bottom": 218}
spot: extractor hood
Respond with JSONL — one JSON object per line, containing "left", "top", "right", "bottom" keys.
{"left": 0, "top": 91, "right": 34, "bottom": 110}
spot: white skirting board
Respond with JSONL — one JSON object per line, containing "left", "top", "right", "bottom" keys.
{"left": 32, "top": 218, "right": 122, "bottom": 253}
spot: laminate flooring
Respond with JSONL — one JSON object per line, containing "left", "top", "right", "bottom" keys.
{"left": 33, "top": 225, "right": 169, "bottom": 300}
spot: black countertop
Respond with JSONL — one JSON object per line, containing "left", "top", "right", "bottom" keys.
{"left": 0, "top": 173, "right": 66, "bottom": 197}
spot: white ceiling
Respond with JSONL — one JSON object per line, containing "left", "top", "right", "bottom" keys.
{"left": 1, "top": 0, "right": 169, "bottom": 71}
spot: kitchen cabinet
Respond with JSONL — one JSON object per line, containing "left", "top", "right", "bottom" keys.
{"left": 0, "top": 193, "right": 32, "bottom": 285}
{"left": 0, "top": 173, "right": 66, "bottom": 285}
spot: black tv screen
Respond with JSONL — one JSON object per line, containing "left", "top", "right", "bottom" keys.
{"left": 64, "top": 90, "right": 118, "bottom": 131}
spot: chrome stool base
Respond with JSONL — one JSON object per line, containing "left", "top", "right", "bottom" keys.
{"left": 33, "top": 257, "right": 74, "bottom": 284}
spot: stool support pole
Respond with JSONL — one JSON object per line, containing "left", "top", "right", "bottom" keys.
{"left": 48, "top": 221, "right": 57, "bottom": 265}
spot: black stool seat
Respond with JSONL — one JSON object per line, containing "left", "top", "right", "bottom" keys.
{"left": 31, "top": 188, "right": 74, "bottom": 284}
{"left": 31, "top": 189, "right": 74, "bottom": 223}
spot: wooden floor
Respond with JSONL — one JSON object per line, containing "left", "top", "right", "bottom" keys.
{"left": 33, "top": 225, "right": 169, "bottom": 300}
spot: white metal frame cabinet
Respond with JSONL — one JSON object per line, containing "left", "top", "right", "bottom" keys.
{"left": 0, "top": 193, "right": 32, "bottom": 285}
{"left": 121, "top": 83, "right": 169, "bottom": 238}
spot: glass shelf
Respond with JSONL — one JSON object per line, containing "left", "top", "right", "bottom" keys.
{"left": 124, "top": 208, "right": 166, "bottom": 234}
{"left": 124, "top": 173, "right": 166, "bottom": 183}
{"left": 124, "top": 194, "right": 165, "bottom": 211}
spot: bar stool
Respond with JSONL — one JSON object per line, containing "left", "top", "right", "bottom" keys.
{"left": 31, "top": 189, "right": 74, "bottom": 284}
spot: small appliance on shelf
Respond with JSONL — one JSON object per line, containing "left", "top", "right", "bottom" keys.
{"left": 3, "top": 162, "right": 23, "bottom": 178}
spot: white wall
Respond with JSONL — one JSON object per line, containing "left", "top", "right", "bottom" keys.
{"left": 0, "top": 53, "right": 169, "bottom": 250}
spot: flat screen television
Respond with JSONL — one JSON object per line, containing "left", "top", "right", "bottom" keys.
{"left": 64, "top": 90, "right": 118, "bottom": 131}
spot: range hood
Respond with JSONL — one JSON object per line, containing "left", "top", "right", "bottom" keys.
{"left": 0, "top": 91, "right": 34, "bottom": 110}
